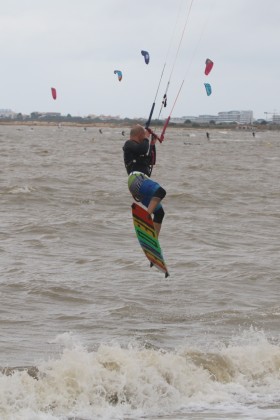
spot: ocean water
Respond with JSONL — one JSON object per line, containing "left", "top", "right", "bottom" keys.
{"left": 0, "top": 125, "right": 280, "bottom": 420}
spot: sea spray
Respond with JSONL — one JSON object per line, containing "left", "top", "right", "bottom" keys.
{"left": 1, "top": 330, "right": 280, "bottom": 419}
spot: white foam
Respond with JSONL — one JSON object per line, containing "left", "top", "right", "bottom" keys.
{"left": 1, "top": 330, "right": 280, "bottom": 419}
{"left": 8, "top": 185, "right": 35, "bottom": 194}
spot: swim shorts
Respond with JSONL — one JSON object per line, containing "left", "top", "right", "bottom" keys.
{"left": 128, "top": 172, "right": 162, "bottom": 211}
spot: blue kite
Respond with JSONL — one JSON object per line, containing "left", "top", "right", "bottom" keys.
{"left": 204, "top": 83, "right": 212, "bottom": 96}
{"left": 141, "top": 50, "right": 150, "bottom": 64}
{"left": 114, "top": 70, "right": 122, "bottom": 81}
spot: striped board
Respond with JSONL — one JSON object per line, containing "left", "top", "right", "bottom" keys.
{"left": 132, "top": 203, "right": 169, "bottom": 278}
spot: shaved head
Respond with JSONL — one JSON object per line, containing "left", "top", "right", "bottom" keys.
{"left": 130, "top": 125, "right": 146, "bottom": 138}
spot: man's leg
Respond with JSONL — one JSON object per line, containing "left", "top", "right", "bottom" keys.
{"left": 147, "top": 197, "right": 161, "bottom": 215}
{"left": 147, "top": 198, "right": 161, "bottom": 236}
{"left": 153, "top": 221, "right": 161, "bottom": 237}
{"left": 147, "top": 198, "right": 164, "bottom": 237}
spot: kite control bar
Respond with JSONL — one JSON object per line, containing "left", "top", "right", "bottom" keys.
{"left": 146, "top": 116, "right": 170, "bottom": 143}
{"left": 146, "top": 127, "right": 161, "bottom": 143}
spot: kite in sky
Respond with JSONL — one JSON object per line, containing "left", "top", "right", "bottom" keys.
{"left": 204, "top": 83, "right": 212, "bottom": 96}
{"left": 51, "top": 87, "right": 57, "bottom": 100}
{"left": 114, "top": 70, "right": 122, "bottom": 81}
{"left": 141, "top": 50, "right": 150, "bottom": 64}
{"left": 204, "top": 58, "right": 214, "bottom": 75}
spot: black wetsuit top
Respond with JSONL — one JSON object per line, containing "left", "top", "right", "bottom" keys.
{"left": 123, "top": 138, "right": 155, "bottom": 176}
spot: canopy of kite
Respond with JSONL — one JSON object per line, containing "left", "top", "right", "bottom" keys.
{"left": 204, "top": 58, "right": 214, "bottom": 75}
{"left": 141, "top": 50, "right": 150, "bottom": 64}
{"left": 204, "top": 83, "right": 212, "bottom": 96}
{"left": 51, "top": 87, "right": 57, "bottom": 100}
{"left": 114, "top": 70, "right": 122, "bottom": 81}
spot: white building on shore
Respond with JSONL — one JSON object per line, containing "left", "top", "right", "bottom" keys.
{"left": 196, "top": 115, "right": 218, "bottom": 124}
{"left": 217, "top": 110, "right": 253, "bottom": 124}
{"left": 172, "top": 110, "right": 254, "bottom": 124}
{"left": 0, "top": 109, "right": 16, "bottom": 118}
{"left": 272, "top": 114, "right": 280, "bottom": 124}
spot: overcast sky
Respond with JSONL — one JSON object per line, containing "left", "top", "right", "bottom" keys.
{"left": 0, "top": 0, "right": 279, "bottom": 120}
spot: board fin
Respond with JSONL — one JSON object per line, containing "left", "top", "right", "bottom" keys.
{"left": 150, "top": 260, "right": 169, "bottom": 278}
{"left": 132, "top": 203, "right": 169, "bottom": 277}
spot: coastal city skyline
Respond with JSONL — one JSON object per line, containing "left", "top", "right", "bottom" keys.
{"left": 0, "top": 108, "right": 278, "bottom": 125}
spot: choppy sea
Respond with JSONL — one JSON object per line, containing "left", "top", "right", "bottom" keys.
{"left": 0, "top": 124, "right": 280, "bottom": 420}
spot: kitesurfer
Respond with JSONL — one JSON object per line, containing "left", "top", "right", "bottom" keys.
{"left": 123, "top": 125, "right": 166, "bottom": 236}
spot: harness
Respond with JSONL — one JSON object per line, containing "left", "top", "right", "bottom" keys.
{"left": 128, "top": 172, "right": 148, "bottom": 202}
{"left": 125, "top": 143, "right": 156, "bottom": 177}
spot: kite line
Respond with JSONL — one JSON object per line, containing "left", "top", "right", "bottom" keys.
{"left": 145, "top": 0, "right": 195, "bottom": 141}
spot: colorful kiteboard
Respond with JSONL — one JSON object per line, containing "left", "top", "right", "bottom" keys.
{"left": 132, "top": 203, "right": 169, "bottom": 278}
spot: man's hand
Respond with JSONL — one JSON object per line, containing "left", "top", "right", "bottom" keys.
{"left": 151, "top": 134, "right": 157, "bottom": 145}
{"left": 146, "top": 127, "right": 161, "bottom": 143}
{"left": 145, "top": 129, "right": 151, "bottom": 138}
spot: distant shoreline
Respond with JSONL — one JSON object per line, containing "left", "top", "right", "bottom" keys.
{"left": 0, "top": 120, "right": 277, "bottom": 131}
{"left": 0, "top": 120, "right": 123, "bottom": 128}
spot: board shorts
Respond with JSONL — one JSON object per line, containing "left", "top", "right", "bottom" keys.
{"left": 128, "top": 172, "right": 163, "bottom": 211}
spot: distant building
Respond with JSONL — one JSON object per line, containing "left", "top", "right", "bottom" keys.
{"left": 217, "top": 110, "right": 253, "bottom": 124}
{"left": 87, "top": 114, "right": 121, "bottom": 121}
{"left": 181, "top": 116, "right": 197, "bottom": 122}
{"left": 0, "top": 109, "right": 16, "bottom": 118}
{"left": 196, "top": 115, "right": 218, "bottom": 124}
{"left": 170, "top": 116, "right": 197, "bottom": 124}
{"left": 239, "top": 111, "right": 254, "bottom": 124}
{"left": 30, "top": 112, "right": 61, "bottom": 119}
{"left": 272, "top": 114, "right": 280, "bottom": 124}
{"left": 218, "top": 110, "right": 240, "bottom": 123}
{"left": 39, "top": 112, "right": 61, "bottom": 118}
{"left": 172, "top": 110, "right": 254, "bottom": 125}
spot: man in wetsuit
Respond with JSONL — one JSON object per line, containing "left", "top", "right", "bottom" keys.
{"left": 123, "top": 125, "right": 166, "bottom": 236}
